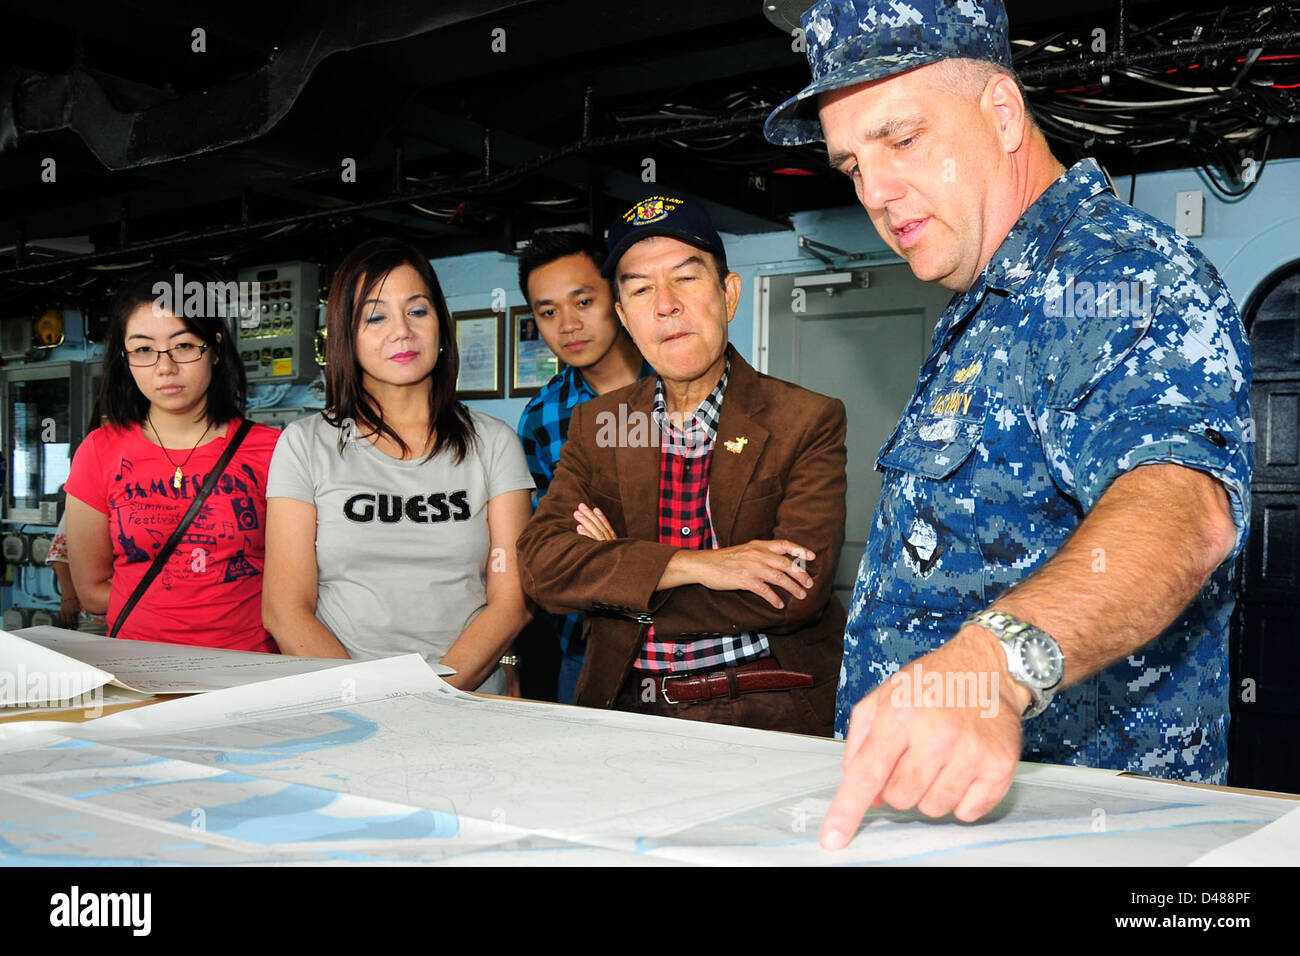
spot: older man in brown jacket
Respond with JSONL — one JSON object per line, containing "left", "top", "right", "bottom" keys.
{"left": 516, "top": 195, "right": 847, "bottom": 736}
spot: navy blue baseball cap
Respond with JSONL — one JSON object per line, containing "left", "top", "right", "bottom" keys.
{"left": 602, "top": 194, "right": 727, "bottom": 278}
{"left": 764, "top": 0, "right": 1015, "bottom": 146}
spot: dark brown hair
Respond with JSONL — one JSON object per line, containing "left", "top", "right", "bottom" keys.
{"left": 99, "top": 266, "right": 247, "bottom": 428}
{"left": 518, "top": 229, "right": 607, "bottom": 304}
{"left": 323, "top": 237, "right": 475, "bottom": 462}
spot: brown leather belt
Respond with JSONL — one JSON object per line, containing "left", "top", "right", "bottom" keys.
{"left": 650, "top": 658, "right": 813, "bottom": 705}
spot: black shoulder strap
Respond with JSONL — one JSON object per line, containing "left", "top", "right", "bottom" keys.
{"left": 110, "top": 419, "right": 255, "bottom": 639}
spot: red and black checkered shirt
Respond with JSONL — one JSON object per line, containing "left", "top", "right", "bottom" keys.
{"left": 634, "top": 359, "right": 771, "bottom": 673}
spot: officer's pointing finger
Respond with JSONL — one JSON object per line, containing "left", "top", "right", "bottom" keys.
{"left": 822, "top": 729, "right": 906, "bottom": 849}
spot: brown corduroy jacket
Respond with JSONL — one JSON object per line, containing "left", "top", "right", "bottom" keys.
{"left": 516, "top": 345, "right": 848, "bottom": 728}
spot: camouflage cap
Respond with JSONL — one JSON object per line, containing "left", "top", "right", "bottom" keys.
{"left": 763, "top": 0, "right": 1014, "bottom": 146}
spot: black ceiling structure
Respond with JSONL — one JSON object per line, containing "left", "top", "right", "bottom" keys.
{"left": 1, "top": 0, "right": 1298, "bottom": 318}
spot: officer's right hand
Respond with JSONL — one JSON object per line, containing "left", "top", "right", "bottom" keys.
{"left": 820, "top": 629, "right": 1025, "bottom": 848}
{"left": 677, "top": 540, "right": 815, "bottom": 608}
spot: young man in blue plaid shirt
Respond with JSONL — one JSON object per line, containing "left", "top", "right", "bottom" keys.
{"left": 516, "top": 231, "right": 650, "bottom": 702}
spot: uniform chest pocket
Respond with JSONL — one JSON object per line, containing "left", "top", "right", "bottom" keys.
{"left": 878, "top": 385, "right": 987, "bottom": 481}
{"left": 878, "top": 419, "right": 982, "bottom": 479}
{"left": 871, "top": 387, "right": 987, "bottom": 612}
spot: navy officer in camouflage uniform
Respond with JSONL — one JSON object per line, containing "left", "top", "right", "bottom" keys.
{"left": 765, "top": 0, "right": 1252, "bottom": 848}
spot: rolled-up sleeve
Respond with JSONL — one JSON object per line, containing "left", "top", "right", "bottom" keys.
{"left": 1032, "top": 247, "right": 1253, "bottom": 561}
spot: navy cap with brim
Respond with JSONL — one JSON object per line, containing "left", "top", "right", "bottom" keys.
{"left": 601, "top": 228, "right": 721, "bottom": 279}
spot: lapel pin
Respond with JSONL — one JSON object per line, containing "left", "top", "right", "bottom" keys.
{"left": 723, "top": 436, "right": 748, "bottom": 454}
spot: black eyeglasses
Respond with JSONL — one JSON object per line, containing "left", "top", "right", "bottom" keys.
{"left": 124, "top": 343, "right": 210, "bottom": 367}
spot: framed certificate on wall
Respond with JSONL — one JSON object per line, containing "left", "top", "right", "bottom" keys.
{"left": 509, "top": 305, "right": 560, "bottom": 397}
{"left": 454, "top": 309, "right": 505, "bottom": 399}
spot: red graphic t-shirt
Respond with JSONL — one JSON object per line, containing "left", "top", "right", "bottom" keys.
{"left": 65, "top": 420, "right": 282, "bottom": 653}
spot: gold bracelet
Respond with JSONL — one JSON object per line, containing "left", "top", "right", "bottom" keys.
{"left": 498, "top": 655, "right": 521, "bottom": 666}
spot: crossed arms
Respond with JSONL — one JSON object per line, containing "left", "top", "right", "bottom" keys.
{"left": 516, "top": 396, "right": 848, "bottom": 637}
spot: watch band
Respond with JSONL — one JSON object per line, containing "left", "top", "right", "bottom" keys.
{"left": 968, "top": 608, "right": 1035, "bottom": 641}
{"left": 965, "top": 608, "right": 1064, "bottom": 719}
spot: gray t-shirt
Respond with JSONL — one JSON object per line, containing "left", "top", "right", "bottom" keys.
{"left": 267, "top": 408, "right": 534, "bottom": 693}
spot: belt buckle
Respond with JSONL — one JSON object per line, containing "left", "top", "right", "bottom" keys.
{"left": 660, "top": 674, "right": 681, "bottom": 705}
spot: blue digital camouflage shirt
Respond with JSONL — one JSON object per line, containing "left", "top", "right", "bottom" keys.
{"left": 839, "top": 158, "right": 1253, "bottom": 784}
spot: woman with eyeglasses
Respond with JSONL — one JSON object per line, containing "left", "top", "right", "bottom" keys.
{"left": 65, "top": 270, "right": 281, "bottom": 651}
{"left": 262, "top": 238, "right": 533, "bottom": 693}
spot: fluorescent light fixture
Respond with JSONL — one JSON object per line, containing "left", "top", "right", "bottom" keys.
{"left": 792, "top": 271, "right": 858, "bottom": 290}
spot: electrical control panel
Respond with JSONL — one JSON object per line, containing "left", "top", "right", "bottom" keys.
{"left": 234, "top": 261, "right": 321, "bottom": 383}
{"left": 2, "top": 531, "right": 28, "bottom": 564}
{"left": 247, "top": 405, "right": 317, "bottom": 430}
{"left": 1, "top": 531, "right": 56, "bottom": 566}
{"left": 3, "top": 607, "right": 32, "bottom": 630}
{"left": 29, "top": 534, "right": 53, "bottom": 564}
{"left": 2, "top": 607, "right": 55, "bottom": 629}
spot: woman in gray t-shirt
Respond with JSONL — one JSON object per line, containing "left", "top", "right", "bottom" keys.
{"left": 263, "top": 238, "right": 534, "bottom": 694}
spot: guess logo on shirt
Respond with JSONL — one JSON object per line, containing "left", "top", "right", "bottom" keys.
{"left": 343, "top": 491, "right": 471, "bottom": 523}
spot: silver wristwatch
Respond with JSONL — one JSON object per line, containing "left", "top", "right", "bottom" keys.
{"left": 965, "top": 608, "right": 1064, "bottom": 719}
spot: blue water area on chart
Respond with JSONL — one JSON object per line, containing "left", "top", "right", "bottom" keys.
{"left": 12, "top": 710, "right": 457, "bottom": 852}
{"left": 196, "top": 710, "right": 379, "bottom": 766}
{"left": 64, "top": 757, "right": 175, "bottom": 799}
{"left": 165, "top": 783, "right": 459, "bottom": 843}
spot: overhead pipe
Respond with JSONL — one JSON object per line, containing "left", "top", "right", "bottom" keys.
{"left": 0, "top": 108, "right": 770, "bottom": 280}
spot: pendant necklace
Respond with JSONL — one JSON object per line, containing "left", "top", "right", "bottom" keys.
{"left": 149, "top": 415, "right": 212, "bottom": 491}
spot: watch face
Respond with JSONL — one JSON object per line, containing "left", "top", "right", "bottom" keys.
{"left": 1019, "top": 633, "right": 1064, "bottom": 684}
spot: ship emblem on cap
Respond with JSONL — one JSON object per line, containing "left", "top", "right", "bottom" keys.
{"left": 633, "top": 198, "right": 666, "bottom": 223}
{"left": 625, "top": 195, "right": 683, "bottom": 226}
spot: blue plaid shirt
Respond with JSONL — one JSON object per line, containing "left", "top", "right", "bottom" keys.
{"left": 517, "top": 359, "right": 654, "bottom": 652}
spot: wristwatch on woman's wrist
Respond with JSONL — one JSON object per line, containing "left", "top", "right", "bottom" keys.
{"left": 964, "top": 608, "right": 1064, "bottom": 719}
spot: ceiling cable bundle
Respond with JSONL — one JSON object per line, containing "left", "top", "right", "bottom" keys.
{"left": 1014, "top": 4, "right": 1300, "bottom": 199}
